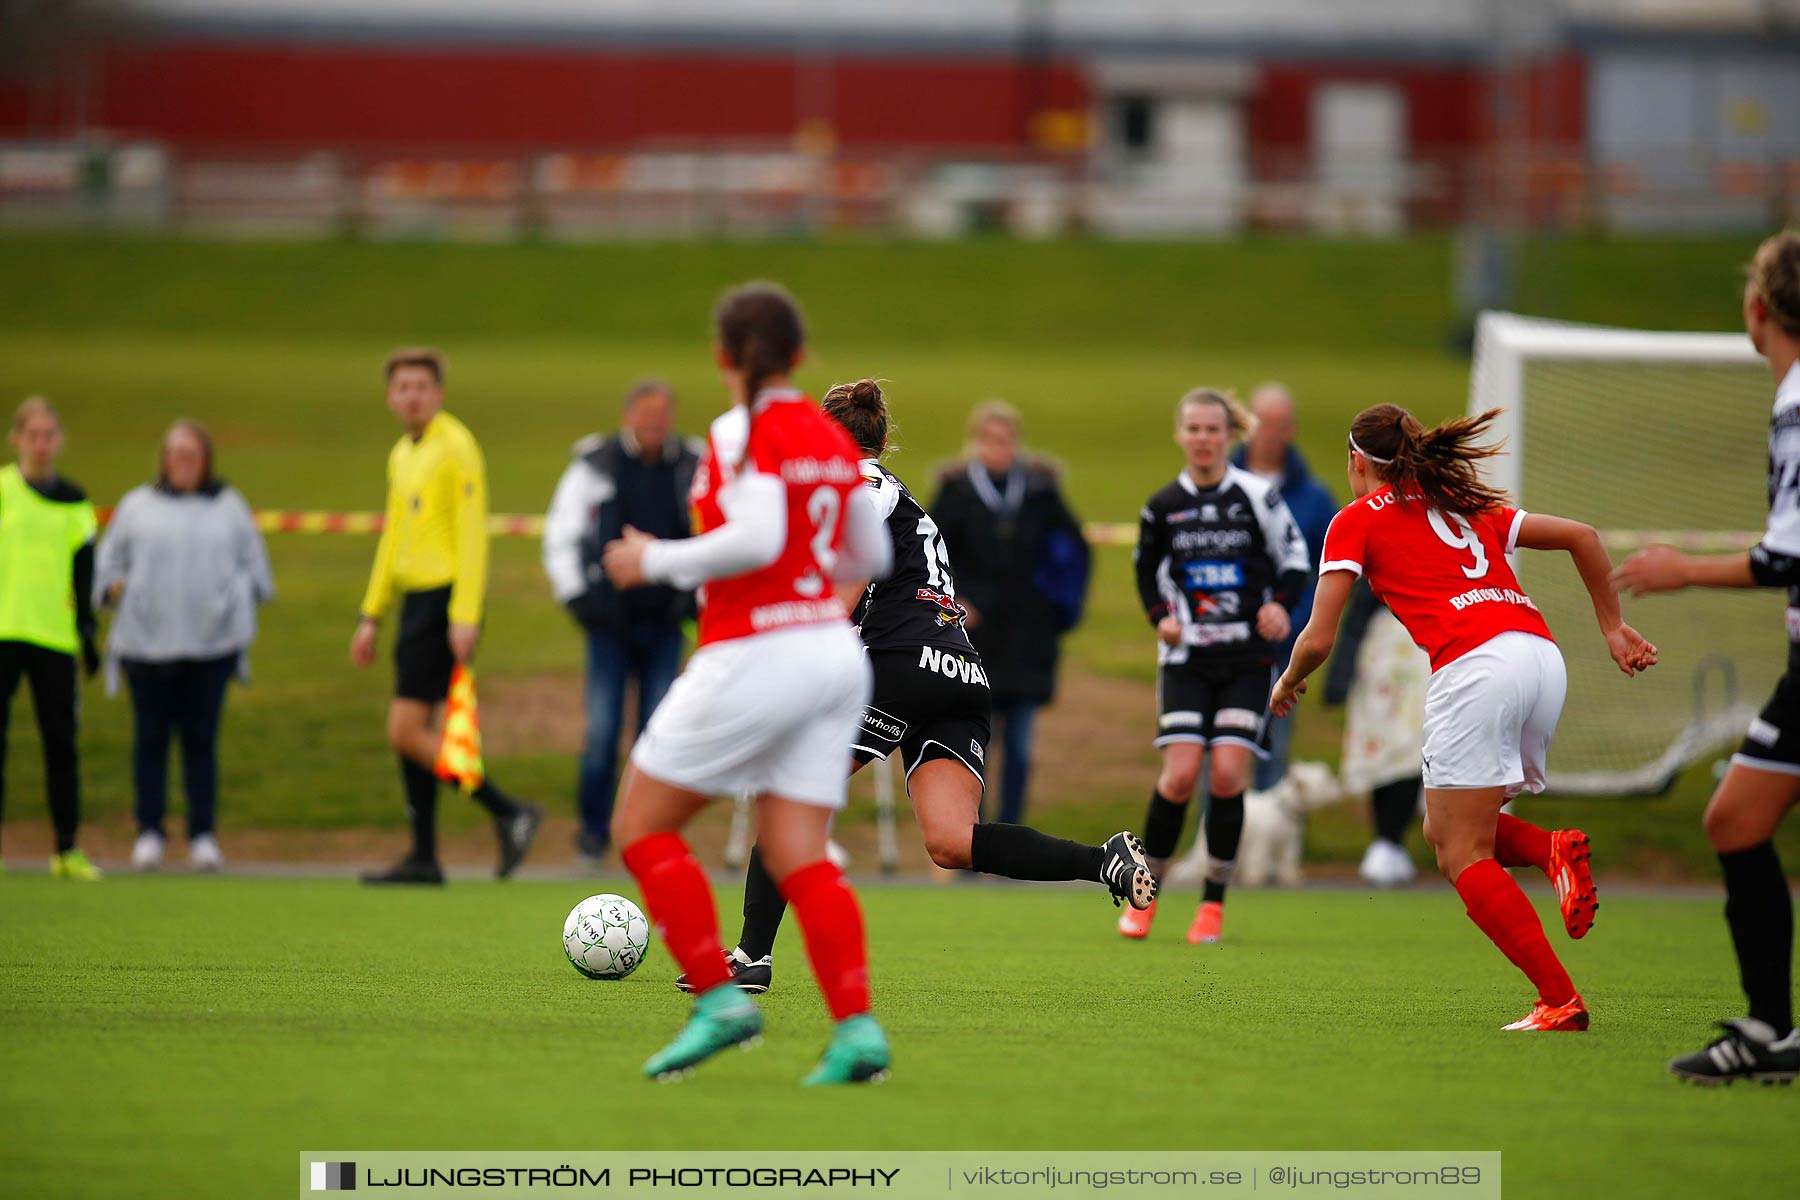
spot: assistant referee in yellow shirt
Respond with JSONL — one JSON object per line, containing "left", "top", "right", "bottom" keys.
{"left": 0, "top": 397, "right": 102, "bottom": 880}
{"left": 350, "top": 348, "right": 539, "bottom": 884}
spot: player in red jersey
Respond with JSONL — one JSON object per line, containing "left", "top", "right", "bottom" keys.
{"left": 600, "top": 283, "right": 894, "bottom": 1084}
{"left": 1270, "top": 404, "right": 1657, "bottom": 1032}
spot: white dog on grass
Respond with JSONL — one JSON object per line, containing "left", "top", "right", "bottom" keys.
{"left": 1165, "top": 761, "right": 1346, "bottom": 889}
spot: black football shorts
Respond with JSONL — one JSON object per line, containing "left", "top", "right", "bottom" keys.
{"left": 393, "top": 586, "right": 456, "bottom": 703}
{"left": 1154, "top": 657, "right": 1274, "bottom": 757}
{"left": 1734, "top": 670, "right": 1800, "bottom": 776}
{"left": 851, "top": 647, "right": 992, "bottom": 787}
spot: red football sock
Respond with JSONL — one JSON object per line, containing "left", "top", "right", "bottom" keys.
{"left": 1493, "top": 812, "right": 1552, "bottom": 873}
{"left": 620, "top": 832, "right": 731, "bottom": 994}
{"left": 779, "top": 860, "right": 871, "bottom": 1021}
{"left": 1454, "top": 857, "right": 1576, "bottom": 1006}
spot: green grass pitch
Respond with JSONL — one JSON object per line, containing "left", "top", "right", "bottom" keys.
{"left": 1, "top": 231, "right": 1795, "bottom": 874}
{"left": 0, "top": 873, "right": 1790, "bottom": 1200}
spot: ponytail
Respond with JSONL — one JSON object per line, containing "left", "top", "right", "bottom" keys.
{"left": 1349, "top": 403, "right": 1509, "bottom": 515}
{"left": 820, "top": 378, "right": 892, "bottom": 457}
{"left": 714, "top": 283, "right": 805, "bottom": 404}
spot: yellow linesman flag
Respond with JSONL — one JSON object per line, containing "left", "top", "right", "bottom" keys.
{"left": 434, "top": 665, "right": 486, "bottom": 792}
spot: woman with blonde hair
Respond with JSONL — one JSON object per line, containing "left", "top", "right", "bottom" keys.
{"left": 929, "top": 399, "right": 1089, "bottom": 828}
{"left": 1123, "top": 388, "right": 1310, "bottom": 945}
{"left": 1617, "top": 230, "right": 1800, "bottom": 1082}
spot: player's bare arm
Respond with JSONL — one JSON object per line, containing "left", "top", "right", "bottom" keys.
{"left": 1516, "top": 513, "right": 1658, "bottom": 675}
{"left": 1613, "top": 544, "right": 1758, "bottom": 594}
{"left": 1270, "top": 569, "right": 1355, "bottom": 717}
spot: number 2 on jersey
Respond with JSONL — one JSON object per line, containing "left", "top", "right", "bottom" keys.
{"left": 807, "top": 486, "right": 841, "bottom": 573}
{"left": 1426, "top": 508, "right": 1490, "bottom": 579}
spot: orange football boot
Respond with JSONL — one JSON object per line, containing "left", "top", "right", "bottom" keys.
{"left": 1186, "top": 900, "right": 1224, "bottom": 945}
{"left": 1502, "top": 995, "right": 1590, "bottom": 1032}
{"left": 1117, "top": 897, "right": 1157, "bottom": 939}
{"left": 1548, "top": 829, "right": 1598, "bottom": 939}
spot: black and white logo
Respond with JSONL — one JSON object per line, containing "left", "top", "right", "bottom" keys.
{"left": 311, "top": 1163, "right": 356, "bottom": 1192}
{"left": 861, "top": 706, "right": 908, "bottom": 743}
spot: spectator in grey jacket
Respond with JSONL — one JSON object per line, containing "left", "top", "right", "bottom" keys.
{"left": 542, "top": 380, "right": 699, "bottom": 866}
{"left": 95, "top": 421, "right": 273, "bottom": 872}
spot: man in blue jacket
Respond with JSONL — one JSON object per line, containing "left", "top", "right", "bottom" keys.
{"left": 1230, "top": 383, "right": 1339, "bottom": 790}
{"left": 543, "top": 380, "right": 699, "bottom": 865}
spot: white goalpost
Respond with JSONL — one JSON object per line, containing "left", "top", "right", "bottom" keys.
{"left": 1469, "top": 312, "right": 1778, "bottom": 796}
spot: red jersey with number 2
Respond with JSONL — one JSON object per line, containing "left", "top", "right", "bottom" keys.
{"left": 688, "top": 389, "right": 865, "bottom": 647}
{"left": 1320, "top": 485, "right": 1555, "bottom": 672}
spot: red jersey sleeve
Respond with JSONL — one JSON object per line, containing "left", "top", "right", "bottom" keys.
{"left": 1319, "top": 503, "right": 1370, "bottom": 577}
{"left": 1484, "top": 505, "right": 1527, "bottom": 556}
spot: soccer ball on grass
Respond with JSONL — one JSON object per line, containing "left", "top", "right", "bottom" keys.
{"left": 562, "top": 893, "right": 651, "bottom": 980}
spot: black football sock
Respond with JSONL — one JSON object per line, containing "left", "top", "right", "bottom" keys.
{"left": 470, "top": 778, "right": 521, "bottom": 820}
{"left": 401, "top": 756, "right": 439, "bottom": 862}
{"left": 1142, "top": 789, "right": 1190, "bottom": 880}
{"left": 737, "top": 844, "right": 788, "bottom": 962}
{"left": 1720, "top": 841, "right": 1794, "bottom": 1035}
{"left": 1372, "top": 777, "right": 1420, "bottom": 844}
{"left": 1201, "top": 791, "right": 1245, "bottom": 905}
{"left": 969, "top": 823, "right": 1105, "bottom": 882}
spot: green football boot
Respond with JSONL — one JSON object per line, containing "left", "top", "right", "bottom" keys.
{"left": 642, "top": 983, "right": 763, "bottom": 1081}
{"left": 51, "top": 849, "right": 103, "bottom": 881}
{"left": 801, "top": 1014, "right": 891, "bottom": 1086}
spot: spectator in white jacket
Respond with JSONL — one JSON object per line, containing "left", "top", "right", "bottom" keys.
{"left": 95, "top": 421, "right": 273, "bottom": 872}
{"left": 542, "top": 380, "right": 699, "bottom": 866}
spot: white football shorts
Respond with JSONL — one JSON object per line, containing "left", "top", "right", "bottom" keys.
{"left": 1421, "top": 630, "right": 1566, "bottom": 797}
{"left": 630, "top": 621, "right": 872, "bottom": 809}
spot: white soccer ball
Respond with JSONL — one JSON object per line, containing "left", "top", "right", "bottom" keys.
{"left": 562, "top": 893, "right": 651, "bottom": 980}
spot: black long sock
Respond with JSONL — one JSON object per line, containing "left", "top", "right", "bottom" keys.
{"left": 737, "top": 844, "right": 788, "bottom": 961}
{"left": 401, "top": 756, "right": 439, "bottom": 862}
{"left": 1201, "top": 791, "right": 1245, "bottom": 905}
{"left": 1720, "top": 841, "right": 1794, "bottom": 1035}
{"left": 470, "top": 778, "right": 520, "bottom": 819}
{"left": 969, "top": 823, "right": 1104, "bottom": 881}
{"left": 1142, "top": 789, "right": 1190, "bottom": 879}
{"left": 1371, "top": 777, "right": 1420, "bottom": 844}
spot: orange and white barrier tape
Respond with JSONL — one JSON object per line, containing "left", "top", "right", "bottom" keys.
{"left": 89, "top": 510, "right": 1757, "bottom": 553}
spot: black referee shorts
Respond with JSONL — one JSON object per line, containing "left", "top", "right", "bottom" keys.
{"left": 393, "top": 586, "right": 455, "bottom": 703}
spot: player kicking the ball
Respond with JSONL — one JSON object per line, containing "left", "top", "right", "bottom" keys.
{"left": 679, "top": 379, "right": 1154, "bottom": 994}
{"left": 1122, "top": 389, "right": 1310, "bottom": 945}
{"left": 1270, "top": 404, "right": 1657, "bottom": 1032}
{"left": 601, "top": 284, "right": 894, "bottom": 1085}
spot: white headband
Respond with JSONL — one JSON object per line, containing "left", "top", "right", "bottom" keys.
{"left": 1348, "top": 434, "right": 1392, "bottom": 465}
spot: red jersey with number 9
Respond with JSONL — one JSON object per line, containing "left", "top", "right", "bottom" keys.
{"left": 1320, "top": 485, "right": 1555, "bottom": 671}
{"left": 688, "top": 389, "right": 865, "bottom": 647}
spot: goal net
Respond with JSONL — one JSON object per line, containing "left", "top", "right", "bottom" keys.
{"left": 1469, "top": 312, "right": 1777, "bottom": 796}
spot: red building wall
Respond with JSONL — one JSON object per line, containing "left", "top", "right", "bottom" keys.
{"left": 0, "top": 40, "right": 1089, "bottom": 156}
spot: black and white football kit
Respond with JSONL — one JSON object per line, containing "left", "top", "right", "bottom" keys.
{"left": 1735, "top": 362, "right": 1800, "bottom": 776}
{"left": 850, "top": 459, "right": 991, "bottom": 785}
{"left": 1667, "top": 360, "right": 1800, "bottom": 1083}
{"left": 1135, "top": 465, "right": 1310, "bottom": 754}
